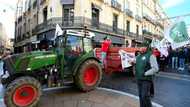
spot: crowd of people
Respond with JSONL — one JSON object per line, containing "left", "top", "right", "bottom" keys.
{"left": 154, "top": 46, "right": 190, "bottom": 72}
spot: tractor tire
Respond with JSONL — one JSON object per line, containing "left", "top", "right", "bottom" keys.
{"left": 75, "top": 60, "right": 102, "bottom": 91}
{"left": 4, "top": 76, "right": 41, "bottom": 107}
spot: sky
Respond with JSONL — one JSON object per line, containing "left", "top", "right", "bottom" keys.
{"left": 160, "top": 0, "right": 190, "bottom": 25}
{"left": 0, "top": 0, "right": 18, "bottom": 39}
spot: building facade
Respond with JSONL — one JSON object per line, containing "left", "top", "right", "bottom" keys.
{"left": 142, "top": 0, "right": 170, "bottom": 41}
{"left": 14, "top": 0, "right": 168, "bottom": 53}
{"left": 0, "top": 23, "right": 13, "bottom": 53}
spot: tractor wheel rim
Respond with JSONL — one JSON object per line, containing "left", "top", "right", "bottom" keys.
{"left": 84, "top": 67, "right": 99, "bottom": 86}
{"left": 13, "top": 85, "right": 38, "bottom": 107}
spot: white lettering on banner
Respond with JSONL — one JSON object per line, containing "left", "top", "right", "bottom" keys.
{"left": 119, "top": 50, "right": 135, "bottom": 69}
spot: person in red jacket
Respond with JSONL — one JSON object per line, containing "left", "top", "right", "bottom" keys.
{"left": 101, "top": 36, "right": 112, "bottom": 67}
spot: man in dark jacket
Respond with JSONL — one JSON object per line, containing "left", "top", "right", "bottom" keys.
{"left": 135, "top": 43, "right": 159, "bottom": 107}
{"left": 178, "top": 48, "right": 185, "bottom": 71}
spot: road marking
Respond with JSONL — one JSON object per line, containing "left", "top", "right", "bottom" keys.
{"left": 0, "top": 99, "right": 5, "bottom": 107}
{"left": 0, "top": 99, "right": 3, "bottom": 102}
{"left": 98, "top": 87, "right": 164, "bottom": 107}
{"left": 43, "top": 86, "right": 72, "bottom": 92}
{"left": 160, "top": 72, "right": 190, "bottom": 78}
{"left": 157, "top": 74, "right": 190, "bottom": 82}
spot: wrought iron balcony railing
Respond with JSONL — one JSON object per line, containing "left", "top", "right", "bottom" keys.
{"left": 135, "top": 15, "right": 142, "bottom": 22}
{"left": 125, "top": 9, "right": 133, "bottom": 17}
{"left": 111, "top": 0, "right": 122, "bottom": 11}
{"left": 33, "top": 17, "right": 142, "bottom": 40}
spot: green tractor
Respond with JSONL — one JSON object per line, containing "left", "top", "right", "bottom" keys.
{"left": 1, "top": 30, "right": 102, "bottom": 107}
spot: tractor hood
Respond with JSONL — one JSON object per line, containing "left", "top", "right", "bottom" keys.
{"left": 3, "top": 51, "right": 57, "bottom": 74}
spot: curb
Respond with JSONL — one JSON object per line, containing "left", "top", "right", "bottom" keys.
{"left": 158, "top": 72, "right": 190, "bottom": 82}
{"left": 0, "top": 87, "right": 163, "bottom": 107}
{"left": 98, "top": 87, "right": 163, "bottom": 107}
{"left": 160, "top": 72, "right": 190, "bottom": 78}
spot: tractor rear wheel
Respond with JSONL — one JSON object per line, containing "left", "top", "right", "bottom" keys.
{"left": 75, "top": 60, "right": 102, "bottom": 91}
{"left": 4, "top": 76, "right": 41, "bottom": 107}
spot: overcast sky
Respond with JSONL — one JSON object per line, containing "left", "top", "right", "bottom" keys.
{"left": 0, "top": 0, "right": 18, "bottom": 39}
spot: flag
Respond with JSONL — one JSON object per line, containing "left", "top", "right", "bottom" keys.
{"left": 119, "top": 50, "right": 135, "bottom": 69}
{"left": 151, "top": 38, "right": 169, "bottom": 57}
{"left": 54, "top": 24, "right": 63, "bottom": 39}
{"left": 164, "top": 21, "right": 190, "bottom": 49}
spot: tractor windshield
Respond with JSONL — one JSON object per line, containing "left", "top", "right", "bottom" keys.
{"left": 55, "top": 36, "right": 65, "bottom": 48}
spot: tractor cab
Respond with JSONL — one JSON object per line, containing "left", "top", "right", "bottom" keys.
{"left": 53, "top": 30, "right": 95, "bottom": 75}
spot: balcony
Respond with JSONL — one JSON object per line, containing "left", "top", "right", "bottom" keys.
{"left": 97, "top": 0, "right": 104, "bottom": 2}
{"left": 143, "top": 29, "right": 153, "bottom": 35}
{"left": 111, "top": 0, "right": 121, "bottom": 11}
{"left": 155, "top": 21, "right": 164, "bottom": 29}
{"left": 34, "top": 17, "right": 62, "bottom": 34}
{"left": 143, "top": 29, "right": 154, "bottom": 39}
{"left": 135, "top": 15, "right": 142, "bottom": 22}
{"left": 40, "top": 0, "right": 46, "bottom": 5}
{"left": 135, "top": 35, "right": 144, "bottom": 42}
{"left": 34, "top": 17, "right": 135, "bottom": 39}
{"left": 60, "top": 0, "right": 74, "bottom": 5}
{"left": 127, "top": 32, "right": 136, "bottom": 38}
{"left": 91, "top": 20, "right": 99, "bottom": 28}
{"left": 33, "top": 0, "right": 37, "bottom": 9}
{"left": 125, "top": 9, "right": 133, "bottom": 17}
{"left": 143, "top": 14, "right": 156, "bottom": 25}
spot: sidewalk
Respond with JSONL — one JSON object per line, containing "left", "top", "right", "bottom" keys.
{"left": 0, "top": 87, "right": 162, "bottom": 107}
{"left": 37, "top": 87, "right": 162, "bottom": 107}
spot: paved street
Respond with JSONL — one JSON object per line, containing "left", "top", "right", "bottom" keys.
{"left": 100, "top": 72, "right": 190, "bottom": 107}
{"left": 0, "top": 61, "right": 190, "bottom": 107}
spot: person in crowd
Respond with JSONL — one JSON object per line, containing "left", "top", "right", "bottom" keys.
{"left": 184, "top": 47, "right": 189, "bottom": 63}
{"left": 101, "top": 36, "right": 112, "bottom": 68}
{"left": 135, "top": 42, "right": 159, "bottom": 107}
{"left": 166, "top": 46, "right": 172, "bottom": 68}
{"left": 178, "top": 48, "right": 185, "bottom": 71}
{"left": 171, "top": 49, "right": 178, "bottom": 69}
{"left": 152, "top": 48, "right": 160, "bottom": 66}
{"left": 159, "top": 54, "right": 166, "bottom": 71}
{"left": 1, "top": 49, "right": 11, "bottom": 75}
{"left": 39, "top": 37, "right": 51, "bottom": 51}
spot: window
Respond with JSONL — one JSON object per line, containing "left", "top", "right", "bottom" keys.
{"left": 24, "top": 23, "right": 26, "bottom": 33}
{"left": 92, "top": 6, "right": 99, "bottom": 28}
{"left": 55, "top": 36, "right": 65, "bottom": 48}
{"left": 126, "top": 20, "right": 130, "bottom": 32}
{"left": 43, "top": 7, "right": 47, "bottom": 22}
{"left": 28, "top": 19, "right": 30, "bottom": 32}
{"left": 136, "top": 25, "right": 139, "bottom": 36}
{"left": 125, "top": 0, "right": 130, "bottom": 10}
{"left": 144, "top": 0, "right": 148, "bottom": 5}
{"left": 33, "top": 14, "right": 37, "bottom": 28}
{"left": 84, "top": 38, "right": 93, "bottom": 52}
{"left": 66, "top": 35, "right": 83, "bottom": 55}
{"left": 63, "top": 6, "right": 74, "bottom": 26}
{"left": 113, "top": 14, "right": 118, "bottom": 32}
{"left": 136, "top": 6, "right": 139, "bottom": 16}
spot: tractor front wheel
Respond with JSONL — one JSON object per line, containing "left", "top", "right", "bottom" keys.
{"left": 75, "top": 60, "right": 102, "bottom": 91}
{"left": 4, "top": 76, "right": 41, "bottom": 107}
